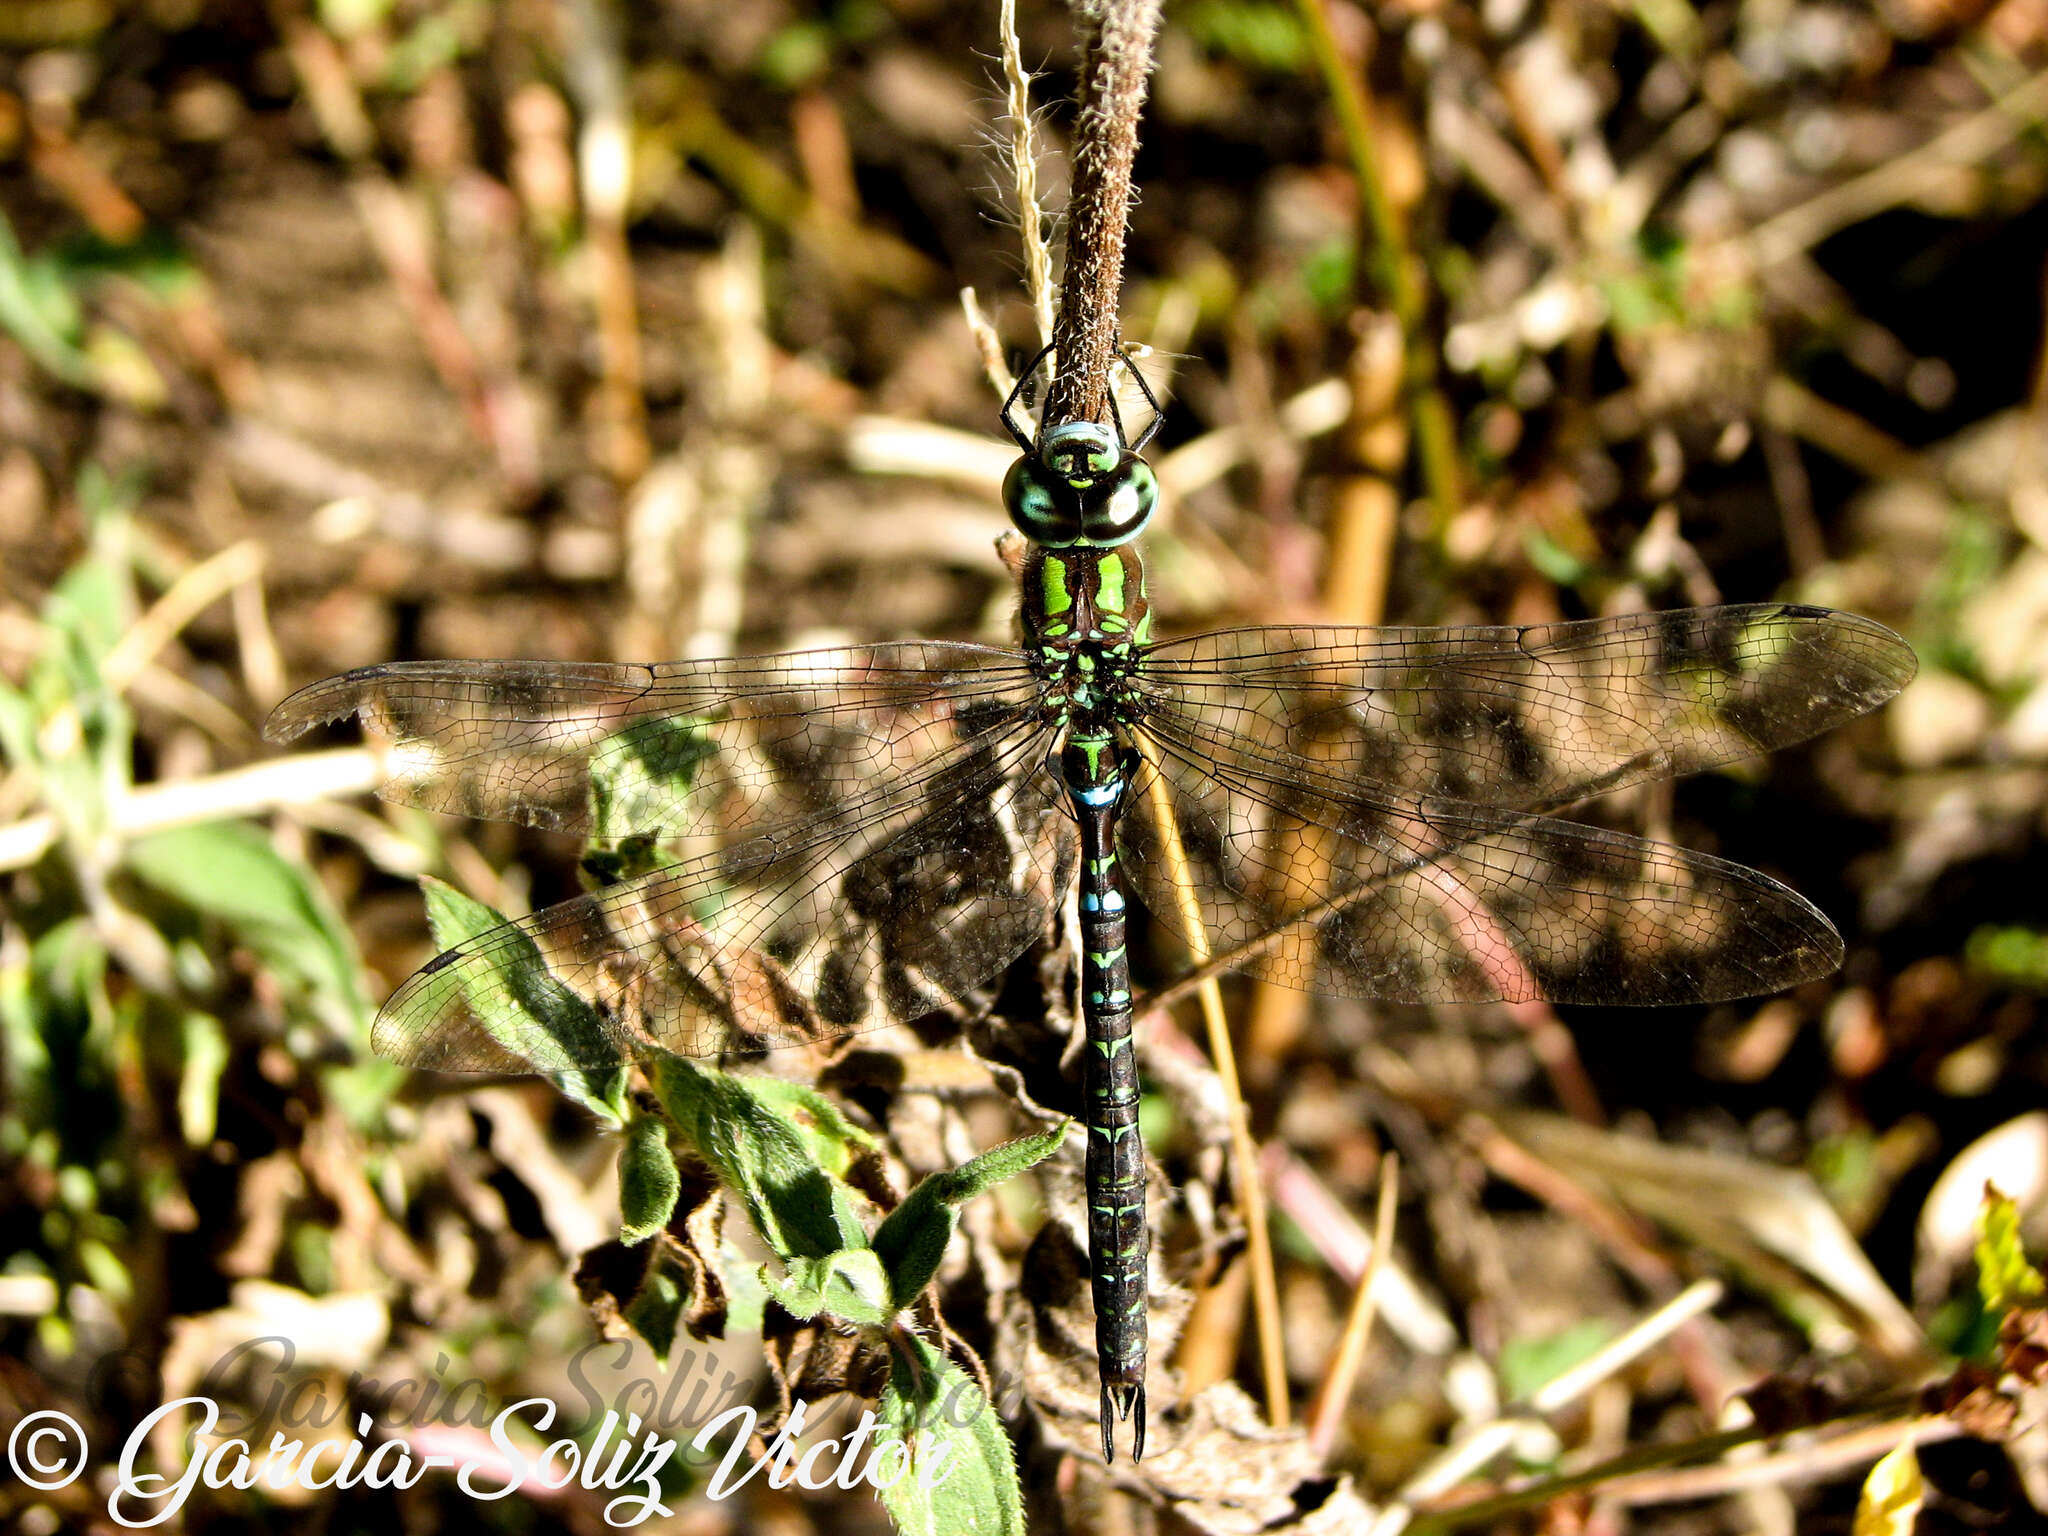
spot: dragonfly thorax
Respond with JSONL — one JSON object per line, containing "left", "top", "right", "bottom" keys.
{"left": 1004, "top": 419, "right": 1159, "bottom": 548}
{"left": 1019, "top": 544, "right": 1152, "bottom": 804}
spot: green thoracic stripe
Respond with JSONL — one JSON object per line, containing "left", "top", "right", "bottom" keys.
{"left": 1041, "top": 554, "right": 1072, "bottom": 616}
{"left": 1096, "top": 552, "right": 1125, "bottom": 615}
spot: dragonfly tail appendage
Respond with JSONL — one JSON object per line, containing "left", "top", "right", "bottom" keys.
{"left": 1099, "top": 1380, "right": 1145, "bottom": 1464}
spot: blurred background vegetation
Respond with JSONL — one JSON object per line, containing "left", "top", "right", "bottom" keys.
{"left": 1, "top": 0, "right": 2046, "bottom": 1529}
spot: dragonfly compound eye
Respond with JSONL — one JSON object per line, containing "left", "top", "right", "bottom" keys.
{"left": 1079, "top": 457, "right": 1156, "bottom": 546}
{"left": 1004, "top": 455, "right": 1083, "bottom": 546}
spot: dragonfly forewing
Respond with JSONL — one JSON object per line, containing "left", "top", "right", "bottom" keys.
{"left": 265, "top": 647, "right": 1081, "bottom": 1072}
{"left": 1137, "top": 604, "right": 1915, "bottom": 817}
{"left": 1122, "top": 603, "right": 1913, "bottom": 1008}
{"left": 263, "top": 643, "right": 1042, "bottom": 839}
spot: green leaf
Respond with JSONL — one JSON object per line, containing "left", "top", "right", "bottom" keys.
{"left": 177, "top": 1009, "right": 228, "bottom": 1146}
{"left": 626, "top": 1257, "right": 686, "bottom": 1359}
{"left": 75, "top": 1237, "right": 132, "bottom": 1304}
{"left": 756, "top": 20, "right": 833, "bottom": 87}
{"left": 619, "top": 1112, "right": 681, "bottom": 1246}
{"left": 764, "top": 1249, "right": 893, "bottom": 1329}
{"left": 0, "top": 211, "right": 94, "bottom": 388}
{"left": 647, "top": 1052, "right": 866, "bottom": 1264}
{"left": 587, "top": 713, "right": 719, "bottom": 846}
{"left": 417, "top": 876, "right": 628, "bottom": 1124}
{"left": 48, "top": 487, "right": 137, "bottom": 666}
{"left": 1180, "top": 0, "right": 1310, "bottom": 73}
{"left": 5, "top": 919, "right": 116, "bottom": 1124}
{"left": 125, "top": 819, "right": 370, "bottom": 1041}
{"left": 1975, "top": 1186, "right": 2047, "bottom": 1315}
{"left": 741, "top": 1076, "right": 877, "bottom": 1176}
{"left": 874, "top": 1336, "right": 1022, "bottom": 1536}
{"left": 1965, "top": 925, "right": 2048, "bottom": 992}
{"left": 0, "top": 674, "right": 38, "bottom": 775}
{"left": 873, "top": 1123, "right": 1065, "bottom": 1312}
{"left": 1853, "top": 1437, "right": 1925, "bottom": 1536}
{"left": 1524, "top": 529, "right": 1589, "bottom": 587}
{"left": 1497, "top": 1319, "right": 1616, "bottom": 1402}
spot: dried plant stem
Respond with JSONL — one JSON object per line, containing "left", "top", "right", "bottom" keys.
{"left": 561, "top": 0, "right": 650, "bottom": 483}
{"left": 1760, "top": 376, "right": 1922, "bottom": 482}
{"left": 1041, "top": 0, "right": 1164, "bottom": 430}
{"left": 1028, "top": 9, "right": 1291, "bottom": 1426}
{"left": 1293, "top": 0, "right": 1462, "bottom": 533}
{"left": 1743, "top": 66, "right": 2048, "bottom": 271}
{"left": 0, "top": 749, "right": 383, "bottom": 873}
{"left": 1397, "top": 1394, "right": 1941, "bottom": 1532}
{"left": 1262, "top": 1142, "right": 1459, "bottom": 1354}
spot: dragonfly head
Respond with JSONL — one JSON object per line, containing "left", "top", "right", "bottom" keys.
{"left": 1005, "top": 419, "right": 1158, "bottom": 549}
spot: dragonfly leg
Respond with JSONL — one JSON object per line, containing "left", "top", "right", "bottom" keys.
{"left": 1000, "top": 341, "right": 1059, "bottom": 450}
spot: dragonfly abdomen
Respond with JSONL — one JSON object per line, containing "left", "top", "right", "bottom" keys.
{"left": 1063, "top": 730, "right": 1149, "bottom": 1463}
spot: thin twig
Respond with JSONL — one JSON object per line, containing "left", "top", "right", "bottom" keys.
{"left": 101, "top": 541, "right": 266, "bottom": 695}
{"left": 1261, "top": 1142, "right": 1460, "bottom": 1356}
{"left": 1599, "top": 1415, "right": 1960, "bottom": 1508}
{"left": 1530, "top": 1278, "right": 1723, "bottom": 1414}
{"left": 1399, "top": 1395, "right": 1935, "bottom": 1532}
{"left": 961, "top": 289, "right": 1016, "bottom": 401}
{"left": 1040, "top": 0, "right": 1164, "bottom": 431}
{"left": 1760, "top": 375, "right": 1923, "bottom": 482}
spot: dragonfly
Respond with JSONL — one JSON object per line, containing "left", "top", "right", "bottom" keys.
{"left": 265, "top": 350, "right": 1916, "bottom": 1463}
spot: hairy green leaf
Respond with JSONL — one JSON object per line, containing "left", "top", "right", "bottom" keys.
{"left": 418, "top": 876, "right": 628, "bottom": 1123}
{"left": 619, "top": 1112, "right": 682, "bottom": 1246}
{"left": 765, "top": 1249, "right": 892, "bottom": 1329}
{"left": 647, "top": 1053, "right": 868, "bottom": 1265}
{"left": 873, "top": 1122, "right": 1065, "bottom": 1312}
{"left": 875, "top": 1335, "right": 1021, "bottom": 1536}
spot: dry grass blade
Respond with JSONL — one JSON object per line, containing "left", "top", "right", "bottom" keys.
{"left": 999, "top": 0, "right": 1056, "bottom": 346}
{"left": 1307, "top": 1153, "right": 1399, "bottom": 1459}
